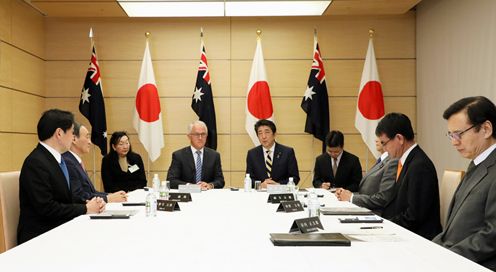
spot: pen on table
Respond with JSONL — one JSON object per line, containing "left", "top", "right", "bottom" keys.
{"left": 360, "top": 226, "right": 383, "bottom": 229}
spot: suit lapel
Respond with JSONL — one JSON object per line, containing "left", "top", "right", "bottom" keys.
{"left": 40, "top": 145, "right": 71, "bottom": 198}
{"left": 445, "top": 150, "right": 496, "bottom": 229}
{"left": 201, "top": 148, "right": 209, "bottom": 178}
{"left": 359, "top": 158, "right": 386, "bottom": 188}
{"left": 186, "top": 148, "right": 196, "bottom": 174}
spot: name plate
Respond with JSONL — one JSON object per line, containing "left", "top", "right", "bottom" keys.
{"left": 267, "top": 184, "right": 289, "bottom": 194}
{"left": 267, "top": 193, "right": 295, "bottom": 203}
{"left": 169, "top": 192, "right": 192, "bottom": 202}
{"left": 290, "top": 216, "right": 324, "bottom": 233}
{"left": 157, "top": 200, "right": 181, "bottom": 212}
{"left": 178, "top": 184, "right": 202, "bottom": 193}
{"left": 276, "top": 201, "right": 304, "bottom": 213}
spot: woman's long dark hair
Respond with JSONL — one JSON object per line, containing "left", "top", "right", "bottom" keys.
{"left": 107, "top": 131, "right": 133, "bottom": 159}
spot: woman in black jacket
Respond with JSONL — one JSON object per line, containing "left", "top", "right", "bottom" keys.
{"left": 101, "top": 131, "right": 147, "bottom": 193}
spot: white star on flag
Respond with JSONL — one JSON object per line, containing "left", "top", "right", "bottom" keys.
{"left": 193, "top": 87, "right": 204, "bottom": 102}
{"left": 102, "top": 131, "right": 107, "bottom": 139}
{"left": 81, "top": 88, "right": 91, "bottom": 104}
{"left": 303, "top": 86, "right": 316, "bottom": 101}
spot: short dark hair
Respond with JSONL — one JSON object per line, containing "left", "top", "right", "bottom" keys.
{"left": 108, "top": 131, "right": 133, "bottom": 157}
{"left": 37, "top": 109, "right": 74, "bottom": 141}
{"left": 254, "top": 119, "right": 276, "bottom": 134}
{"left": 325, "top": 130, "right": 344, "bottom": 148}
{"left": 443, "top": 96, "right": 496, "bottom": 138}
{"left": 375, "top": 112, "right": 414, "bottom": 141}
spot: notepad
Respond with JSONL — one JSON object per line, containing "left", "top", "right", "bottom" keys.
{"left": 338, "top": 216, "right": 383, "bottom": 223}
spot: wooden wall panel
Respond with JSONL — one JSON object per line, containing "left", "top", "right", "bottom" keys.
{"left": 12, "top": 0, "right": 45, "bottom": 58}
{"left": 0, "top": 1, "right": 11, "bottom": 42}
{"left": 0, "top": 0, "right": 44, "bottom": 175}
{"left": 43, "top": 12, "right": 416, "bottom": 187}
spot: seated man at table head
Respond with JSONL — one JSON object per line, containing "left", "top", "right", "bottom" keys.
{"left": 376, "top": 112, "right": 441, "bottom": 240}
{"left": 312, "top": 130, "right": 362, "bottom": 191}
{"left": 18, "top": 109, "right": 105, "bottom": 244}
{"left": 167, "top": 120, "right": 225, "bottom": 190}
{"left": 101, "top": 131, "right": 147, "bottom": 193}
{"left": 63, "top": 122, "right": 127, "bottom": 203}
{"left": 335, "top": 137, "right": 399, "bottom": 215}
{"left": 246, "top": 119, "right": 300, "bottom": 189}
{"left": 432, "top": 96, "right": 496, "bottom": 270}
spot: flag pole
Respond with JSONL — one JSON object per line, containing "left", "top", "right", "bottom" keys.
{"left": 88, "top": 27, "right": 98, "bottom": 185}
{"left": 144, "top": 31, "right": 151, "bottom": 182}
{"left": 256, "top": 29, "right": 262, "bottom": 40}
{"left": 364, "top": 28, "right": 375, "bottom": 172}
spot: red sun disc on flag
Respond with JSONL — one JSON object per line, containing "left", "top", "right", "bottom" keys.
{"left": 247, "top": 81, "right": 273, "bottom": 119}
{"left": 136, "top": 83, "right": 161, "bottom": 122}
{"left": 357, "top": 81, "right": 385, "bottom": 120}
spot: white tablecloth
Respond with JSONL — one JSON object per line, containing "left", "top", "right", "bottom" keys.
{"left": 0, "top": 189, "right": 490, "bottom": 272}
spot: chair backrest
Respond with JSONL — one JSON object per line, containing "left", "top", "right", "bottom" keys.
{"left": 439, "top": 170, "right": 464, "bottom": 229}
{"left": 0, "top": 171, "right": 20, "bottom": 253}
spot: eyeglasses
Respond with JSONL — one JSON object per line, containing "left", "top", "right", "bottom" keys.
{"left": 380, "top": 138, "right": 392, "bottom": 147}
{"left": 190, "top": 133, "right": 207, "bottom": 138}
{"left": 447, "top": 125, "right": 476, "bottom": 141}
{"left": 117, "top": 142, "right": 130, "bottom": 147}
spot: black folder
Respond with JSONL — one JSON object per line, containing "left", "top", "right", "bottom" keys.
{"left": 270, "top": 233, "right": 351, "bottom": 246}
{"left": 320, "top": 207, "right": 374, "bottom": 215}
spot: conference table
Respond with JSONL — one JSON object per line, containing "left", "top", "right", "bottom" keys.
{"left": 0, "top": 189, "right": 490, "bottom": 272}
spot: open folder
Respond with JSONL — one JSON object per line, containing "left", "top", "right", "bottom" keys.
{"left": 270, "top": 233, "right": 351, "bottom": 246}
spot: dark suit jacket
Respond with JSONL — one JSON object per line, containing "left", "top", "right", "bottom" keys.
{"left": 312, "top": 150, "right": 362, "bottom": 191}
{"left": 432, "top": 148, "right": 496, "bottom": 270}
{"left": 63, "top": 151, "right": 108, "bottom": 202}
{"left": 167, "top": 146, "right": 225, "bottom": 189}
{"left": 352, "top": 157, "right": 399, "bottom": 215}
{"left": 101, "top": 152, "right": 147, "bottom": 193}
{"left": 245, "top": 143, "right": 300, "bottom": 185}
{"left": 18, "top": 144, "right": 87, "bottom": 244}
{"left": 382, "top": 145, "right": 442, "bottom": 240}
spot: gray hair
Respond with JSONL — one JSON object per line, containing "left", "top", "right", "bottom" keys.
{"left": 187, "top": 120, "right": 208, "bottom": 135}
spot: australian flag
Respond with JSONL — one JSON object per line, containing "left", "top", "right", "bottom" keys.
{"left": 79, "top": 42, "right": 108, "bottom": 155}
{"left": 192, "top": 38, "right": 217, "bottom": 150}
{"left": 301, "top": 35, "right": 329, "bottom": 153}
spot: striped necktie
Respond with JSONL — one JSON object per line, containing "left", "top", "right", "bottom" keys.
{"left": 195, "top": 150, "right": 202, "bottom": 183}
{"left": 265, "top": 150, "right": 272, "bottom": 178}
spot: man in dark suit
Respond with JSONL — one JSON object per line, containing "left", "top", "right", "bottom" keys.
{"left": 63, "top": 123, "right": 127, "bottom": 203}
{"left": 312, "top": 130, "right": 362, "bottom": 191}
{"left": 336, "top": 138, "right": 398, "bottom": 215}
{"left": 432, "top": 96, "right": 496, "bottom": 270}
{"left": 246, "top": 119, "right": 300, "bottom": 188}
{"left": 18, "top": 109, "right": 105, "bottom": 244}
{"left": 167, "top": 120, "right": 224, "bottom": 190}
{"left": 376, "top": 112, "right": 441, "bottom": 240}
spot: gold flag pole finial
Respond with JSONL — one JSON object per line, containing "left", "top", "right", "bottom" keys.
{"left": 256, "top": 29, "right": 262, "bottom": 39}
{"left": 369, "top": 29, "right": 375, "bottom": 38}
{"left": 200, "top": 27, "right": 204, "bottom": 38}
{"left": 145, "top": 32, "right": 151, "bottom": 39}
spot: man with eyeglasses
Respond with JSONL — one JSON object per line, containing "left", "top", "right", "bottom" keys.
{"left": 167, "top": 120, "right": 225, "bottom": 190}
{"left": 375, "top": 112, "right": 441, "bottom": 240}
{"left": 432, "top": 96, "right": 496, "bottom": 270}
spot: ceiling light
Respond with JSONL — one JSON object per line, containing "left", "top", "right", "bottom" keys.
{"left": 118, "top": 0, "right": 332, "bottom": 17}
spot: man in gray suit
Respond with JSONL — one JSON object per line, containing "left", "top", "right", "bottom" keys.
{"left": 335, "top": 138, "right": 398, "bottom": 215}
{"left": 433, "top": 96, "right": 496, "bottom": 270}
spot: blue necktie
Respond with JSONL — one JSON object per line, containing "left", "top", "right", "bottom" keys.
{"left": 375, "top": 157, "right": 382, "bottom": 166}
{"left": 59, "top": 158, "right": 70, "bottom": 189}
{"left": 195, "top": 150, "right": 202, "bottom": 183}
